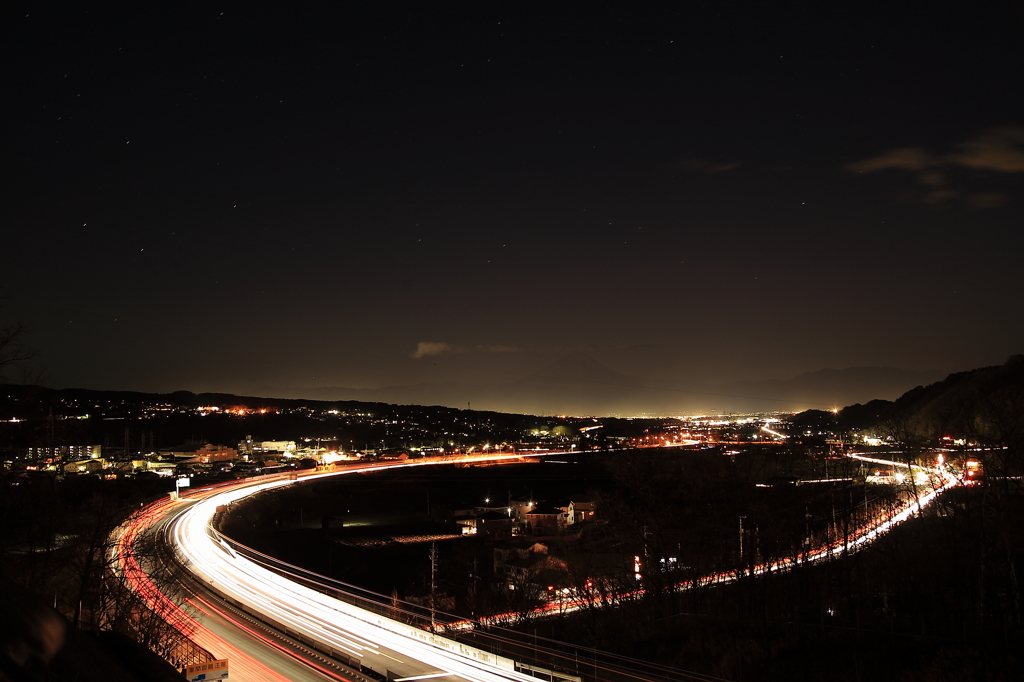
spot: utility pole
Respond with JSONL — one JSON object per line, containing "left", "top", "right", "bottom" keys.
{"left": 470, "top": 556, "right": 478, "bottom": 617}
{"left": 429, "top": 543, "right": 438, "bottom": 631}
{"left": 826, "top": 457, "right": 837, "bottom": 544}
{"left": 739, "top": 515, "right": 746, "bottom": 573}
{"left": 804, "top": 505, "right": 812, "bottom": 561}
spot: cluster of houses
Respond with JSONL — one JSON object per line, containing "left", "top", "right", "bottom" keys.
{"left": 11, "top": 436, "right": 320, "bottom": 478}
{"left": 433, "top": 497, "right": 596, "bottom": 540}
{"left": 429, "top": 496, "right": 619, "bottom": 599}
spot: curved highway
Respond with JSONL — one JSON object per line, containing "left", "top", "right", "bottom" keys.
{"left": 122, "top": 455, "right": 575, "bottom": 682}
{"left": 117, "top": 451, "right": 957, "bottom": 682}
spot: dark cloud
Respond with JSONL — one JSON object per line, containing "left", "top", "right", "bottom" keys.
{"left": 847, "top": 127, "right": 1024, "bottom": 208}
{"left": 848, "top": 147, "right": 932, "bottom": 173}
{"left": 951, "top": 127, "right": 1024, "bottom": 173}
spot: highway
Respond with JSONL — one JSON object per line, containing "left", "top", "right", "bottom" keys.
{"left": 116, "top": 450, "right": 958, "bottom": 682}
{"left": 479, "top": 451, "right": 958, "bottom": 621}
{"left": 116, "top": 485, "right": 357, "bottom": 682}
{"left": 120, "top": 455, "right": 574, "bottom": 682}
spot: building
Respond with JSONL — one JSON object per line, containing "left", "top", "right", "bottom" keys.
{"left": 63, "top": 458, "right": 107, "bottom": 474}
{"left": 238, "top": 435, "right": 256, "bottom": 456}
{"left": 461, "top": 510, "right": 513, "bottom": 539}
{"left": 567, "top": 499, "right": 596, "bottom": 525}
{"left": 510, "top": 498, "right": 538, "bottom": 520}
{"left": 238, "top": 437, "right": 297, "bottom": 457}
{"left": 494, "top": 541, "right": 567, "bottom": 588}
{"left": 26, "top": 445, "right": 101, "bottom": 461}
{"left": 258, "top": 440, "right": 297, "bottom": 455}
{"left": 191, "top": 444, "right": 237, "bottom": 463}
{"left": 525, "top": 504, "right": 566, "bottom": 535}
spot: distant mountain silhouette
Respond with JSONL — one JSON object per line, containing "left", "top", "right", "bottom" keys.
{"left": 20, "top": 356, "right": 1008, "bottom": 420}
{"left": 261, "top": 353, "right": 648, "bottom": 416}
{"left": 260, "top": 362, "right": 955, "bottom": 417}
{"left": 512, "top": 352, "right": 643, "bottom": 415}
{"left": 517, "top": 352, "right": 634, "bottom": 387}
{"left": 258, "top": 382, "right": 476, "bottom": 409}
{"left": 719, "top": 366, "right": 945, "bottom": 410}
{"left": 836, "top": 355, "right": 1024, "bottom": 439}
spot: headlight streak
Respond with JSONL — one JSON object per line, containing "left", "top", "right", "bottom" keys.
{"left": 113, "top": 500, "right": 312, "bottom": 680}
{"left": 205, "top": 536, "right": 458, "bottom": 637}
{"left": 169, "top": 460, "right": 558, "bottom": 682}
{"left": 121, "top": 450, "right": 957, "bottom": 682}
{"left": 188, "top": 595, "right": 356, "bottom": 681}
{"left": 176, "top": 451, "right": 958, "bottom": 636}
{"left": 470, "top": 452, "right": 959, "bottom": 624}
{"left": 186, "top": 596, "right": 322, "bottom": 682}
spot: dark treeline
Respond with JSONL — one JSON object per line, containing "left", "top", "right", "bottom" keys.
{"left": 0, "top": 471, "right": 199, "bottom": 679}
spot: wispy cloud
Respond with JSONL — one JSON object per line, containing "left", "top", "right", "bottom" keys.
{"left": 677, "top": 158, "right": 743, "bottom": 173}
{"left": 481, "top": 344, "right": 520, "bottom": 354}
{"left": 410, "top": 342, "right": 521, "bottom": 359}
{"left": 411, "top": 342, "right": 456, "bottom": 359}
{"left": 951, "top": 127, "right": 1024, "bottom": 172}
{"left": 846, "top": 127, "right": 1024, "bottom": 208}
{"left": 847, "top": 147, "right": 932, "bottom": 173}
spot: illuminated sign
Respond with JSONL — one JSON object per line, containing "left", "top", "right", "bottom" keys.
{"left": 185, "top": 658, "right": 228, "bottom": 680}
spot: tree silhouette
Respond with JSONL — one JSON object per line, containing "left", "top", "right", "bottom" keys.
{"left": 0, "top": 286, "right": 39, "bottom": 384}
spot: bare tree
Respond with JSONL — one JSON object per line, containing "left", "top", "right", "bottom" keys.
{"left": 103, "top": 512, "right": 205, "bottom": 667}
{"left": 0, "top": 321, "right": 38, "bottom": 381}
{"left": 0, "top": 468, "right": 205, "bottom": 670}
{"left": 0, "top": 285, "right": 42, "bottom": 384}
{"left": 939, "top": 357, "right": 1024, "bottom": 625}
{"left": 877, "top": 412, "right": 930, "bottom": 514}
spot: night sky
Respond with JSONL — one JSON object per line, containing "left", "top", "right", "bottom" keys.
{"left": 4, "top": 3, "right": 1024, "bottom": 414}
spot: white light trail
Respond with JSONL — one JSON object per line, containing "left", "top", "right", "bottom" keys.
{"left": 168, "top": 458, "right": 562, "bottom": 682}
{"left": 159, "top": 450, "right": 960, "bottom": 679}
{"left": 759, "top": 426, "right": 788, "bottom": 439}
